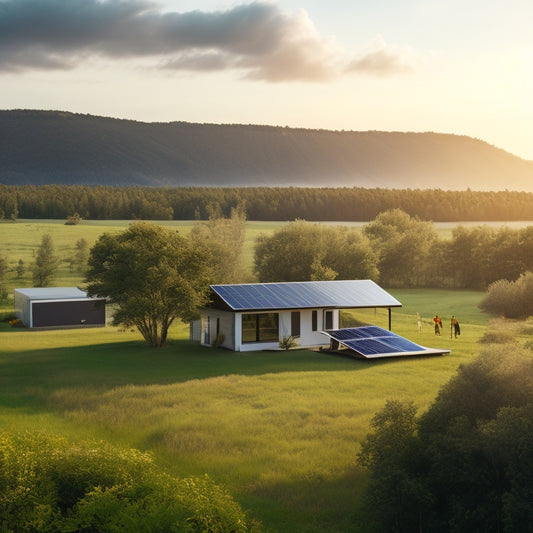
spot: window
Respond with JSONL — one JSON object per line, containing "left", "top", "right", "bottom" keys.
{"left": 312, "top": 310, "right": 318, "bottom": 331}
{"left": 242, "top": 313, "right": 279, "bottom": 343}
{"left": 324, "top": 310, "right": 333, "bottom": 330}
{"left": 291, "top": 311, "right": 301, "bottom": 337}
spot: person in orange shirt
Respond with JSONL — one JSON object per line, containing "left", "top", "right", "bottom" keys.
{"left": 433, "top": 315, "right": 442, "bottom": 335}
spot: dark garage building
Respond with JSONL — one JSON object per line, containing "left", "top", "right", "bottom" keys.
{"left": 14, "top": 287, "right": 106, "bottom": 329}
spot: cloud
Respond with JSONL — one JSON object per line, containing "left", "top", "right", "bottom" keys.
{"left": 347, "top": 35, "right": 415, "bottom": 76}
{"left": 0, "top": 0, "right": 415, "bottom": 81}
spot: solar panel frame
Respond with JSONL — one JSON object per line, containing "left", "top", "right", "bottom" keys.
{"left": 322, "top": 326, "right": 450, "bottom": 358}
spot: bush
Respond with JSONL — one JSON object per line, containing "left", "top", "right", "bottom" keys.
{"left": 479, "top": 271, "right": 533, "bottom": 319}
{"left": 279, "top": 336, "right": 298, "bottom": 350}
{"left": 0, "top": 432, "right": 257, "bottom": 533}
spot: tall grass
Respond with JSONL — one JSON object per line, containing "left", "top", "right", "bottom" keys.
{"left": 0, "top": 290, "right": 487, "bottom": 532}
{"left": 0, "top": 219, "right": 494, "bottom": 531}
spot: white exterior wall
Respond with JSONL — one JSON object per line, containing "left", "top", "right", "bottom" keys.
{"left": 300, "top": 309, "right": 338, "bottom": 347}
{"left": 193, "top": 307, "right": 340, "bottom": 352}
{"left": 14, "top": 290, "right": 31, "bottom": 326}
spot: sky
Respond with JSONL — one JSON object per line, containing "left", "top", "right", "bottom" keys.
{"left": 2, "top": 0, "right": 533, "bottom": 160}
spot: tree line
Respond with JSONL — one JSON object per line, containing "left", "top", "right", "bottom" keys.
{"left": 3, "top": 184, "right": 533, "bottom": 222}
{"left": 254, "top": 211, "right": 533, "bottom": 290}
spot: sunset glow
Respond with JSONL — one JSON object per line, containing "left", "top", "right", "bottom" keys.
{"left": 2, "top": 0, "right": 533, "bottom": 161}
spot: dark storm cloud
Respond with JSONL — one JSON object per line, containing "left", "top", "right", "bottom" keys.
{"left": 0, "top": 0, "right": 414, "bottom": 81}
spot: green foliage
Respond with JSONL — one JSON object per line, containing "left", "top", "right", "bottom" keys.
{"left": 363, "top": 209, "right": 438, "bottom": 287}
{"left": 359, "top": 342, "right": 533, "bottom": 532}
{"left": 31, "top": 233, "right": 59, "bottom": 287}
{"left": 279, "top": 335, "right": 298, "bottom": 350}
{"left": 85, "top": 222, "right": 211, "bottom": 347}
{"left": 0, "top": 255, "right": 7, "bottom": 284}
{"left": 0, "top": 288, "right": 487, "bottom": 533}
{"left": 0, "top": 432, "right": 253, "bottom": 533}
{"left": 15, "top": 258, "right": 25, "bottom": 278}
{"left": 65, "top": 212, "right": 82, "bottom": 225}
{"left": 190, "top": 202, "right": 249, "bottom": 283}
{"left": 479, "top": 271, "right": 533, "bottom": 319}
{"left": 254, "top": 220, "right": 379, "bottom": 282}
{"left": 73, "top": 237, "right": 89, "bottom": 272}
{"left": 7, "top": 183, "right": 533, "bottom": 223}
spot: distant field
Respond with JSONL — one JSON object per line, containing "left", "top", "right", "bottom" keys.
{"left": 1, "top": 218, "right": 531, "bottom": 309}
{"left": 0, "top": 287, "right": 490, "bottom": 532}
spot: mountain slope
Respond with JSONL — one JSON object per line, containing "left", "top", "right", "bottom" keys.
{"left": 1, "top": 110, "right": 532, "bottom": 190}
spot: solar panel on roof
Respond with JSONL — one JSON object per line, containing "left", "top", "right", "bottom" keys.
{"left": 211, "top": 281, "right": 402, "bottom": 311}
{"left": 322, "top": 326, "right": 450, "bottom": 359}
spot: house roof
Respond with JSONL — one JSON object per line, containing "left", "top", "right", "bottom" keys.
{"left": 14, "top": 287, "right": 94, "bottom": 300}
{"left": 210, "top": 280, "right": 402, "bottom": 312}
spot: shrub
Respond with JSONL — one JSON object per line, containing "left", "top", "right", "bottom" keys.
{"left": 279, "top": 336, "right": 298, "bottom": 350}
{"left": 65, "top": 212, "right": 82, "bottom": 225}
{"left": 0, "top": 432, "right": 257, "bottom": 533}
{"left": 479, "top": 271, "right": 533, "bottom": 319}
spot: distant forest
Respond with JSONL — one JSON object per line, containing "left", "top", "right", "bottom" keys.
{"left": 1, "top": 185, "right": 533, "bottom": 222}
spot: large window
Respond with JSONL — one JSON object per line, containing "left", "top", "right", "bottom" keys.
{"left": 242, "top": 313, "right": 279, "bottom": 343}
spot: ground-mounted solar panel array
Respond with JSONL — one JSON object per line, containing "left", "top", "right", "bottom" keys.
{"left": 321, "top": 326, "right": 450, "bottom": 359}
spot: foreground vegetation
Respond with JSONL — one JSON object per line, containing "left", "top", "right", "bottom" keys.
{"left": 1, "top": 290, "right": 489, "bottom": 532}
{"left": 359, "top": 322, "right": 533, "bottom": 532}
{"left": 2, "top": 218, "right": 531, "bottom": 530}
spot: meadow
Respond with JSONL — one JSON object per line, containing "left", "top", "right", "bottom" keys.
{"left": 0, "top": 219, "right": 495, "bottom": 531}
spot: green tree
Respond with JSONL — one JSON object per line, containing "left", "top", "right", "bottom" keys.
{"left": 15, "top": 258, "right": 25, "bottom": 278}
{"left": 85, "top": 222, "right": 211, "bottom": 347}
{"left": 363, "top": 209, "right": 438, "bottom": 287}
{"left": 254, "top": 220, "right": 379, "bottom": 283}
{"left": 0, "top": 255, "right": 7, "bottom": 283}
{"left": 359, "top": 343, "right": 533, "bottom": 532}
{"left": 74, "top": 237, "right": 90, "bottom": 272}
{"left": 190, "top": 202, "right": 248, "bottom": 283}
{"left": 31, "top": 233, "right": 59, "bottom": 287}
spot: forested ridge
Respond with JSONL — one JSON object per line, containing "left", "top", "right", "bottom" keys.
{"left": 2, "top": 110, "right": 533, "bottom": 190}
{"left": 2, "top": 184, "right": 533, "bottom": 222}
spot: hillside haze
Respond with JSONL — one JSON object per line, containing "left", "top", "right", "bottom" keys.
{"left": 2, "top": 110, "right": 533, "bottom": 191}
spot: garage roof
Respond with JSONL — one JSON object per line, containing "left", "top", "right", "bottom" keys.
{"left": 15, "top": 287, "right": 91, "bottom": 300}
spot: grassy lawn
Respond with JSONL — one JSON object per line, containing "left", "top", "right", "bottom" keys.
{"left": 0, "top": 219, "right": 495, "bottom": 531}
{"left": 0, "top": 292, "right": 488, "bottom": 532}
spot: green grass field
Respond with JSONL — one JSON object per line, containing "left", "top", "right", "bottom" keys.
{"left": 0, "top": 219, "right": 496, "bottom": 532}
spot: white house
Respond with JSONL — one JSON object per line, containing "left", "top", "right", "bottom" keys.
{"left": 190, "top": 280, "right": 402, "bottom": 352}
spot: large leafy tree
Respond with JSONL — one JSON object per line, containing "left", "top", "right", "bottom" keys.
{"left": 358, "top": 343, "right": 533, "bottom": 532}
{"left": 254, "top": 220, "right": 379, "bottom": 282}
{"left": 85, "top": 223, "right": 211, "bottom": 347}
{"left": 363, "top": 209, "right": 438, "bottom": 287}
